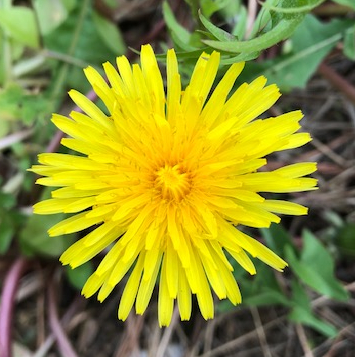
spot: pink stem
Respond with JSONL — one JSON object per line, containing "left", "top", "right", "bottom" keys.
{"left": 0, "top": 257, "right": 28, "bottom": 357}
{"left": 48, "top": 279, "right": 78, "bottom": 357}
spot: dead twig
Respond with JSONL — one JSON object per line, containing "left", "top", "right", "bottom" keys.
{"left": 318, "top": 62, "right": 355, "bottom": 105}
{"left": 296, "top": 323, "right": 314, "bottom": 357}
{"left": 250, "top": 307, "right": 273, "bottom": 357}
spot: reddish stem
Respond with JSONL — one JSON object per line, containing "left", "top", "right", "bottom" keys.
{"left": 48, "top": 279, "right": 78, "bottom": 357}
{"left": 0, "top": 257, "right": 28, "bottom": 357}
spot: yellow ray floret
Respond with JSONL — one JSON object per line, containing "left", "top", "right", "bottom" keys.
{"left": 30, "top": 44, "right": 317, "bottom": 327}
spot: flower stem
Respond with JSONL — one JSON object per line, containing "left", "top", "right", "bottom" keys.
{"left": 0, "top": 257, "right": 28, "bottom": 357}
{"left": 48, "top": 278, "right": 78, "bottom": 357}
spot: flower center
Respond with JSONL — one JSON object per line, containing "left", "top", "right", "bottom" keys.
{"left": 155, "top": 164, "right": 191, "bottom": 201}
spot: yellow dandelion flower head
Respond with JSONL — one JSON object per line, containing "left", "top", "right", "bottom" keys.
{"left": 31, "top": 44, "right": 317, "bottom": 326}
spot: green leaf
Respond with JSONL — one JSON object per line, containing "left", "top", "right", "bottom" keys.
{"left": 0, "top": 84, "right": 50, "bottom": 125}
{"left": 248, "top": 0, "right": 277, "bottom": 39}
{"left": 286, "top": 231, "right": 349, "bottom": 301}
{"left": 44, "top": 2, "right": 123, "bottom": 94}
{"left": 260, "top": 222, "right": 295, "bottom": 257}
{"left": 259, "top": 0, "right": 325, "bottom": 13}
{"left": 92, "top": 10, "right": 125, "bottom": 55}
{"left": 66, "top": 262, "right": 93, "bottom": 290}
{"left": 0, "top": 6, "right": 39, "bottom": 48}
{"left": 19, "top": 212, "right": 74, "bottom": 257}
{"left": 344, "top": 25, "right": 355, "bottom": 60}
{"left": 163, "top": 1, "right": 195, "bottom": 51}
{"left": 199, "top": 11, "right": 236, "bottom": 42}
{"left": 231, "top": 5, "right": 247, "bottom": 40}
{"left": 0, "top": 191, "right": 25, "bottom": 254}
{"left": 0, "top": 190, "right": 16, "bottom": 209}
{"left": 286, "top": 246, "right": 338, "bottom": 298}
{"left": 218, "top": 0, "right": 243, "bottom": 21}
{"left": 335, "top": 223, "right": 355, "bottom": 257}
{"left": 62, "top": 0, "right": 77, "bottom": 12}
{"left": 289, "top": 280, "right": 338, "bottom": 337}
{"left": 19, "top": 188, "right": 74, "bottom": 257}
{"left": 219, "top": 51, "right": 260, "bottom": 65}
{"left": 44, "top": 2, "right": 121, "bottom": 64}
{"left": 203, "top": 1, "right": 305, "bottom": 53}
{"left": 239, "top": 262, "right": 291, "bottom": 307}
{"left": 0, "top": 84, "right": 24, "bottom": 121}
{"left": 200, "top": 0, "right": 231, "bottom": 18}
{"left": 243, "top": 288, "right": 291, "bottom": 307}
{"left": 243, "top": 15, "right": 354, "bottom": 90}
{"left": 102, "top": 0, "right": 117, "bottom": 8}
{"left": 34, "top": 0, "right": 69, "bottom": 35}
{"left": 290, "top": 307, "right": 338, "bottom": 337}
{"left": 266, "top": 15, "right": 353, "bottom": 89}
{"left": 0, "top": 214, "right": 14, "bottom": 254}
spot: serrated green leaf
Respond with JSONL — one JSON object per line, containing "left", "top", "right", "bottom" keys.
{"left": 0, "top": 7, "right": 39, "bottom": 48}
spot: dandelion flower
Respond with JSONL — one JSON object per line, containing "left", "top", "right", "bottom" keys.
{"left": 30, "top": 44, "right": 317, "bottom": 326}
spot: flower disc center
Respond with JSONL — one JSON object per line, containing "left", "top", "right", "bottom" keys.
{"left": 155, "top": 164, "right": 191, "bottom": 201}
